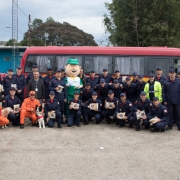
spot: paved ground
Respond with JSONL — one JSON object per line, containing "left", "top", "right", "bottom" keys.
{"left": 0, "top": 120, "right": 180, "bottom": 180}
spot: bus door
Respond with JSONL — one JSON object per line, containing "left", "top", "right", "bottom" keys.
{"left": 147, "top": 57, "right": 170, "bottom": 76}
{"left": 172, "top": 57, "right": 180, "bottom": 73}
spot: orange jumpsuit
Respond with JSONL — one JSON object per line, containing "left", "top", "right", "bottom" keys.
{"left": 0, "top": 107, "right": 9, "bottom": 126}
{"left": 20, "top": 98, "right": 41, "bottom": 124}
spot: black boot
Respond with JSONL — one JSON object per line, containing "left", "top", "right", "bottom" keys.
{"left": 20, "top": 124, "right": 24, "bottom": 129}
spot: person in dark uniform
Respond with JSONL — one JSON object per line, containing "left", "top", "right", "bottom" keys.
{"left": 131, "top": 72, "right": 139, "bottom": 85}
{"left": 42, "top": 67, "right": 56, "bottom": 100}
{"left": 78, "top": 68, "right": 86, "bottom": 88}
{"left": 81, "top": 83, "right": 93, "bottom": 121}
{"left": 112, "top": 70, "right": 122, "bottom": 84}
{"left": 3, "top": 68, "right": 17, "bottom": 97}
{"left": 44, "top": 91, "right": 62, "bottom": 128}
{"left": 155, "top": 67, "right": 167, "bottom": 87}
{"left": 60, "top": 68, "right": 66, "bottom": 82}
{"left": 94, "top": 79, "right": 111, "bottom": 106}
{"left": 83, "top": 92, "right": 102, "bottom": 125}
{"left": 49, "top": 69, "right": 67, "bottom": 124}
{"left": 102, "top": 90, "right": 119, "bottom": 124}
{"left": 123, "top": 77, "right": 138, "bottom": 103}
{"left": 98, "top": 68, "right": 112, "bottom": 84}
{"left": 177, "top": 71, "right": 180, "bottom": 79}
{"left": 137, "top": 75, "right": 146, "bottom": 98}
{"left": 67, "top": 91, "right": 82, "bottom": 127}
{"left": 2, "top": 87, "right": 21, "bottom": 126}
{"left": 134, "top": 91, "right": 152, "bottom": 131}
{"left": 86, "top": 70, "right": 99, "bottom": 88}
{"left": 149, "top": 97, "right": 169, "bottom": 132}
{"left": 115, "top": 93, "right": 134, "bottom": 128}
{"left": 110, "top": 79, "right": 124, "bottom": 100}
{"left": 26, "top": 65, "right": 42, "bottom": 84}
{"left": 0, "top": 74, "right": 4, "bottom": 101}
{"left": 163, "top": 69, "right": 180, "bottom": 131}
{"left": 13, "top": 66, "right": 26, "bottom": 103}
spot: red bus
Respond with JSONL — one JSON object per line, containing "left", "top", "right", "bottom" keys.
{"left": 21, "top": 46, "right": 180, "bottom": 77}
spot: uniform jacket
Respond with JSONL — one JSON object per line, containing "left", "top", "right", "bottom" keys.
{"left": 155, "top": 75, "right": 167, "bottom": 87}
{"left": 21, "top": 97, "right": 41, "bottom": 112}
{"left": 44, "top": 98, "right": 60, "bottom": 118}
{"left": 86, "top": 77, "right": 99, "bottom": 88}
{"left": 115, "top": 100, "right": 134, "bottom": 118}
{"left": 2, "top": 95, "right": 21, "bottom": 109}
{"left": 68, "top": 99, "right": 82, "bottom": 113}
{"left": 26, "top": 73, "right": 42, "bottom": 84}
{"left": 98, "top": 75, "right": 112, "bottom": 84}
{"left": 84, "top": 98, "right": 102, "bottom": 113}
{"left": 137, "top": 81, "right": 146, "bottom": 97}
{"left": 144, "top": 81, "right": 162, "bottom": 102}
{"left": 110, "top": 84, "right": 123, "bottom": 100}
{"left": 3, "top": 75, "right": 17, "bottom": 96}
{"left": 94, "top": 84, "right": 111, "bottom": 97}
{"left": 163, "top": 78, "right": 180, "bottom": 104}
{"left": 81, "top": 88, "right": 93, "bottom": 103}
{"left": 123, "top": 82, "right": 138, "bottom": 100}
{"left": 104, "top": 97, "right": 119, "bottom": 110}
{"left": 49, "top": 77, "right": 67, "bottom": 101}
{"left": 13, "top": 74, "right": 26, "bottom": 96}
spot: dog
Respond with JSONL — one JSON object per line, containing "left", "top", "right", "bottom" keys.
{"left": 1, "top": 107, "right": 13, "bottom": 129}
{"left": 36, "top": 106, "right": 45, "bottom": 128}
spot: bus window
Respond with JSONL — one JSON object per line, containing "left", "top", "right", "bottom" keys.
{"left": 55, "top": 56, "right": 82, "bottom": 71}
{"left": 25, "top": 55, "right": 35, "bottom": 72}
{"left": 148, "top": 57, "right": 170, "bottom": 75}
{"left": 115, "top": 56, "right": 144, "bottom": 75}
{"left": 33, "top": 56, "right": 55, "bottom": 72}
{"left": 84, "top": 56, "right": 112, "bottom": 74}
{"left": 173, "top": 59, "right": 180, "bottom": 73}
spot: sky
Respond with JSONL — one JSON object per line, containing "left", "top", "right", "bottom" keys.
{"left": 0, "top": 0, "right": 112, "bottom": 45}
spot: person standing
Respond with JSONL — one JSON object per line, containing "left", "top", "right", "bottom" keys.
{"left": 86, "top": 70, "right": 99, "bottom": 88}
{"left": 131, "top": 72, "right": 139, "bottom": 85}
{"left": 112, "top": 70, "right": 122, "bottom": 84}
{"left": 3, "top": 68, "right": 17, "bottom": 97}
{"left": 137, "top": 75, "right": 146, "bottom": 98}
{"left": 144, "top": 73, "right": 162, "bottom": 102}
{"left": 98, "top": 68, "right": 112, "bottom": 84}
{"left": 78, "top": 68, "right": 86, "bottom": 88}
{"left": 155, "top": 67, "right": 167, "bottom": 87}
{"left": 163, "top": 69, "right": 180, "bottom": 131}
{"left": 13, "top": 66, "right": 26, "bottom": 103}
{"left": 42, "top": 67, "right": 56, "bottom": 100}
{"left": 27, "top": 71, "right": 45, "bottom": 103}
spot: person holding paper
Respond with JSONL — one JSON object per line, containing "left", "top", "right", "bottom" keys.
{"left": 2, "top": 87, "right": 21, "bottom": 126}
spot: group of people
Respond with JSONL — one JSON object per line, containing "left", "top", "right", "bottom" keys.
{"left": 0, "top": 63, "right": 180, "bottom": 133}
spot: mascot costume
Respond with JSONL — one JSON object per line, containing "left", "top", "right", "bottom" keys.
{"left": 65, "top": 59, "right": 83, "bottom": 102}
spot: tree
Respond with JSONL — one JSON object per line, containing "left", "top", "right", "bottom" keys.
{"left": 103, "top": 0, "right": 180, "bottom": 47}
{"left": 5, "top": 38, "right": 19, "bottom": 46}
{"left": 20, "top": 19, "right": 97, "bottom": 46}
{"left": 32, "top": 18, "right": 43, "bottom": 29}
{"left": 46, "top": 17, "right": 55, "bottom": 23}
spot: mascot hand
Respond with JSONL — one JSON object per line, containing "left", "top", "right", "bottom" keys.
{"left": 66, "top": 83, "right": 71, "bottom": 87}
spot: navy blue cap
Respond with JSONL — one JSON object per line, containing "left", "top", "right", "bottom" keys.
{"left": 90, "top": 70, "right": 95, "bottom": 73}
{"left": 153, "top": 97, "right": 159, "bottom": 101}
{"left": 100, "top": 79, "right": 105, "bottom": 83}
{"left": 126, "top": 77, "right": 131, "bottom": 81}
{"left": 156, "top": 67, "right": 162, "bottom": 70}
{"left": 140, "top": 91, "right": 146, "bottom": 96}
{"left": 169, "top": 69, "right": 175, "bottom": 73}
{"left": 16, "top": 66, "right": 22, "bottom": 69}
{"left": 149, "top": 73, "right": 155, "bottom": 77}
{"left": 92, "top": 92, "right": 97, "bottom": 96}
{"left": 49, "top": 91, "right": 55, "bottom": 95}
{"left": 85, "top": 83, "right": 90, "bottom": 86}
{"left": 108, "top": 90, "right": 114, "bottom": 94}
{"left": 10, "top": 87, "right": 16, "bottom": 91}
{"left": 8, "top": 68, "right": 13, "bottom": 72}
{"left": 47, "top": 67, "right": 52, "bottom": 71}
{"left": 115, "top": 70, "right": 120, "bottom": 73}
{"left": 74, "top": 91, "right": 79, "bottom": 95}
{"left": 114, "top": 79, "right": 119, "bottom": 84}
{"left": 103, "top": 68, "right": 108, "bottom": 72}
{"left": 60, "top": 68, "right": 65, "bottom": 72}
{"left": 120, "top": 93, "right": 126, "bottom": 97}
{"left": 56, "top": 69, "right": 61, "bottom": 73}
{"left": 33, "top": 65, "right": 37, "bottom": 68}
{"left": 132, "top": 72, "right": 137, "bottom": 76}
{"left": 138, "top": 75, "right": 143, "bottom": 78}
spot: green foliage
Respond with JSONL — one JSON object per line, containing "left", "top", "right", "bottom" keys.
{"left": 5, "top": 39, "right": 19, "bottom": 46}
{"left": 20, "top": 19, "right": 97, "bottom": 46}
{"left": 103, "top": 0, "right": 180, "bottom": 47}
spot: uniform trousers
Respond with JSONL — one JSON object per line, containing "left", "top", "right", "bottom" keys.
{"left": 67, "top": 111, "right": 81, "bottom": 127}
{"left": 0, "top": 116, "right": 9, "bottom": 126}
{"left": 20, "top": 110, "right": 37, "bottom": 124}
{"left": 47, "top": 111, "right": 62, "bottom": 127}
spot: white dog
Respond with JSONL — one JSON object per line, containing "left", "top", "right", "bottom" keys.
{"left": 36, "top": 106, "right": 45, "bottom": 129}
{"left": 1, "top": 107, "right": 13, "bottom": 129}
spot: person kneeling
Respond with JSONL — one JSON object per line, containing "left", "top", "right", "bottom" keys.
{"left": 149, "top": 97, "right": 169, "bottom": 133}
{"left": 20, "top": 91, "right": 41, "bottom": 129}
{"left": 67, "top": 91, "right": 82, "bottom": 127}
{"left": 44, "top": 91, "right": 62, "bottom": 128}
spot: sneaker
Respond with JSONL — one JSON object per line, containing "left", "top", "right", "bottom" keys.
{"left": 151, "top": 128, "right": 159, "bottom": 133}
{"left": 166, "top": 126, "right": 172, "bottom": 130}
{"left": 20, "top": 124, "right": 24, "bottom": 129}
{"left": 76, "top": 123, "right": 81, "bottom": 127}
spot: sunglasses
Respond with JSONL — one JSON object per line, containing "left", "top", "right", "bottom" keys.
{"left": 30, "top": 94, "right": 35, "bottom": 96}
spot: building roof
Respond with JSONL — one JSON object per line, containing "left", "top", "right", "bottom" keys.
{"left": 0, "top": 46, "right": 28, "bottom": 49}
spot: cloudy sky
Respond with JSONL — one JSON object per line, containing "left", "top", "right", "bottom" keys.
{"left": 0, "top": 0, "right": 112, "bottom": 44}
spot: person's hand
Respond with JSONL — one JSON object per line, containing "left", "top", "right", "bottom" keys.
{"left": 1, "top": 95, "right": 4, "bottom": 98}
{"left": 142, "top": 115, "right": 147, "bottom": 120}
{"left": 87, "top": 105, "right": 90, "bottom": 109}
{"left": 55, "top": 87, "right": 59, "bottom": 91}
{"left": 64, "top": 99, "right": 67, "bottom": 102}
{"left": 164, "top": 102, "right": 167, "bottom": 106}
{"left": 69, "top": 105, "right": 73, "bottom": 109}
{"left": 120, "top": 84, "right": 123, "bottom": 88}
{"left": 17, "top": 90, "right": 22, "bottom": 93}
{"left": 42, "top": 99, "right": 45, "bottom": 103}
{"left": 137, "top": 110, "right": 141, "bottom": 113}
{"left": 123, "top": 116, "right": 127, "bottom": 120}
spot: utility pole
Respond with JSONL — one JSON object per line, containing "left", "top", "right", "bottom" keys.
{"left": 12, "top": 0, "right": 19, "bottom": 71}
{"left": 28, "top": 14, "right": 33, "bottom": 46}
